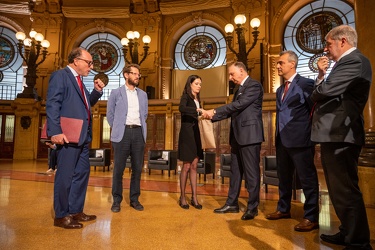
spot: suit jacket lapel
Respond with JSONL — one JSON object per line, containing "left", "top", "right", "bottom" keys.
{"left": 65, "top": 67, "right": 88, "bottom": 107}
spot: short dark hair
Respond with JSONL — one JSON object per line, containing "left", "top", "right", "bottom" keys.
{"left": 122, "top": 63, "right": 140, "bottom": 77}
{"left": 280, "top": 50, "right": 299, "bottom": 68}
{"left": 67, "top": 47, "right": 84, "bottom": 63}
{"left": 182, "top": 75, "right": 201, "bottom": 101}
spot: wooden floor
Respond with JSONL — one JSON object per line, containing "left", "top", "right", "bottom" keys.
{"left": 0, "top": 159, "right": 374, "bottom": 250}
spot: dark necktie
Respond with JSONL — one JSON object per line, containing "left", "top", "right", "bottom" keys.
{"left": 234, "top": 85, "right": 242, "bottom": 101}
{"left": 282, "top": 81, "right": 290, "bottom": 101}
{"left": 76, "top": 76, "right": 90, "bottom": 123}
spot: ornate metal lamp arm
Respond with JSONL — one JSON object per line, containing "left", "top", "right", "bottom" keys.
{"left": 131, "top": 39, "right": 139, "bottom": 64}
{"left": 122, "top": 46, "right": 131, "bottom": 64}
{"left": 246, "top": 29, "right": 260, "bottom": 56}
{"left": 128, "top": 40, "right": 135, "bottom": 64}
{"left": 138, "top": 44, "right": 149, "bottom": 66}
{"left": 225, "top": 35, "right": 240, "bottom": 58}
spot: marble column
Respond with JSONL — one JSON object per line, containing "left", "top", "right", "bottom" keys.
{"left": 11, "top": 98, "right": 42, "bottom": 159}
{"left": 355, "top": 0, "right": 375, "bottom": 207}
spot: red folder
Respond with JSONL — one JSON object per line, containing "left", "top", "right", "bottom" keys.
{"left": 41, "top": 117, "right": 83, "bottom": 144}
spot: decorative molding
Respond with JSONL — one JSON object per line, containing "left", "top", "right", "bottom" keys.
{"left": 232, "top": 0, "right": 263, "bottom": 14}
{"left": 61, "top": 7, "right": 130, "bottom": 19}
{"left": 159, "top": 0, "right": 230, "bottom": 15}
{"left": 0, "top": 16, "right": 24, "bottom": 33}
{"left": 31, "top": 13, "right": 63, "bottom": 29}
{"left": 130, "top": 12, "right": 161, "bottom": 31}
{"left": 0, "top": 3, "right": 30, "bottom": 15}
{"left": 94, "top": 19, "right": 106, "bottom": 33}
{"left": 191, "top": 12, "right": 203, "bottom": 26}
{"left": 270, "top": 56, "right": 278, "bottom": 93}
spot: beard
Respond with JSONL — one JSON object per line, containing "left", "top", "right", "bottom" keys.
{"left": 127, "top": 78, "right": 139, "bottom": 87}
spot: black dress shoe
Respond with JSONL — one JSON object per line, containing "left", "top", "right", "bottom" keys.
{"left": 71, "top": 212, "right": 97, "bottom": 222}
{"left": 214, "top": 205, "right": 239, "bottom": 213}
{"left": 190, "top": 198, "right": 202, "bottom": 210}
{"left": 320, "top": 232, "right": 346, "bottom": 246}
{"left": 130, "top": 201, "right": 144, "bottom": 211}
{"left": 178, "top": 197, "right": 189, "bottom": 210}
{"left": 54, "top": 215, "right": 83, "bottom": 229}
{"left": 241, "top": 209, "right": 258, "bottom": 220}
{"left": 111, "top": 202, "right": 121, "bottom": 213}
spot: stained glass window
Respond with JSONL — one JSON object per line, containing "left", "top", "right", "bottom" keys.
{"left": 284, "top": 0, "right": 354, "bottom": 79}
{"left": 174, "top": 26, "right": 226, "bottom": 70}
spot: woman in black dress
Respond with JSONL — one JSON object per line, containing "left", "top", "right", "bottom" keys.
{"left": 178, "top": 75, "right": 209, "bottom": 210}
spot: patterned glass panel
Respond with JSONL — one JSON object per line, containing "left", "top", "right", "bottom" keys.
{"left": 283, "top": 0, "right": 354, "bottom": 79}
{"left": 174, "top": 26, "right": 226, "bottom": 70}
{"left": 4, "top": 115, "right": 14, "bottom": 142}
{"left": 102, "top": 116, "right": 110, "bottom": 144}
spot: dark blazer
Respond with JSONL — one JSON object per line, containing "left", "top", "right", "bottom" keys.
{"left": 311, "top": 49, "right": 372, "bottom": 145}
{"left": 178, "top": 93, "right": 203, "bottom": 161}
{"left": 46, "top": 67, "right": 102, "bottom": 146}
{"left": 213, "top": 76, "right": 264, "bottom": 146}
{"left": 276, "top": 74, "right": 314, "bottom": 148}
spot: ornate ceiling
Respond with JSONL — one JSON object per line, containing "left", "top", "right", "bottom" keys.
{"left": 0, "top": 0, "right": 231, "bottom": 17}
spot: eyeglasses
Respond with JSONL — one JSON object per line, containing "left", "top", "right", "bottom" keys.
{"left": 128, "top": 72, "right": 141, "bottom": 78}
{"left": 76, "top": 58, "right": 94, "bottom": 67}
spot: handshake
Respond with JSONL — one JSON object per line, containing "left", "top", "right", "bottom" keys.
{"left": 197, "top": 108, "right": 215, "bottom": 120}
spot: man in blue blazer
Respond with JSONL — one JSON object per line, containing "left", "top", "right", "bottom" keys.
{"left": 312, "top": 25, "right": 372, "bottom": 249}
{"left": 266, "top": 51, "right": 319, "bottom": 232}
{"left": 208, "top": 61, "right": 264, "bottom": 220}
{"left": 47, "top": 47, "right": 105, "bottom": 229}
{"left": 107, "top": 64, "right": 148, "bottom": 213}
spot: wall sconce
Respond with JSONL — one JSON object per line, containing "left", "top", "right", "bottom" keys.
{"left": 121, "top": 31, "right": 151, "bottom": 66}
{"left": 224, "top": 14, "right": 260, "bottom": 71}
{"left": 15, "top": 29, "right": 50, "bottom": 99}
{"left": 20, "top": 116, "right": 32, "bottom": 129}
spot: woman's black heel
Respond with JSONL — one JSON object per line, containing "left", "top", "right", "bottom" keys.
{"left": 190, "top": 198, "right": 203, "bottom": 210}
{"left": 178, "top": 197, "right": 189, "bottom": 209}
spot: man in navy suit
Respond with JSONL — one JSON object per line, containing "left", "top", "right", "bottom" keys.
{"left": 47, "top": 47, "right": 105, "bottom": 229}
{"left": 312, "top": 25, "right": 372, "bottom": 249}
{"left": 107, "top": 64, "right": 148, "bottom": 213}
{"left": 207, "top": 61, "right": 264, "bottom": 220}
{"left": 265, "top": 51, "right": 319, "bottom": 232}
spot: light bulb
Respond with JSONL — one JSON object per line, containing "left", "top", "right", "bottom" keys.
{"left": 250, "top": 18, "right": 261, "bottom": 29}
{"left": 126, "top": 31, "right": 134, "bottom": 40}
{"left": 142, "top": 35, "right": 151, "bottom": 44}
{"left": 15, "top": 31, "right": 26, "bottom": 41}
{"left": 225, "top": 24, "right": 234, "bottom": 33}
{"left": 41, "top": 40, "right": 50, "bottom": 48}
{"left": 133, "top": 31, "right": 140, "bottom": 39}
{"left": 29, "top": 30, "right": 37, "bottom": 38}
{"left": 35, "top": 33, "right": 44, "bottom": 42}
{"left": 121, "top": 38, "right": 129, "bottom": 46}
{"left": 23, "top": 38, "right": 32, "bottom": 46}
{"left": 234, "top": 14, "right": 246, "bottom": 25}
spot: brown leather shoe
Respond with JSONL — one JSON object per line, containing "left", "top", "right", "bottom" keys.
{"left": 54, "top": 215, "right": 83, "bottom": 229}
{"left": 71, "top": 212, "right": 97, "bottom": 222}
{"left": 294, "top": 219, "right": 319, "bottom": 232}
{"left": 266, "top": 211, "right": 291, "bottom": 220}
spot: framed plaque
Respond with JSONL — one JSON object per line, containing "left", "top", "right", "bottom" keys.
{"left": 88, "top": 42, "right": 118, "bottom": 73}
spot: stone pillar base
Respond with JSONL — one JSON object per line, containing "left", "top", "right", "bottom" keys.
{"left": 358, "top": 166, "right": 375, "bottom": 208}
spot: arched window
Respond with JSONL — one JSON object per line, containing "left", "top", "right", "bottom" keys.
{"left": 174, "top": 26, "right": 226, "bottom": 70}
{"left": 80, "top": 33, "right": 125, "bottom": 100}
{"left": 284, "top": 0, "right": 354, "bottom": 79}
{"left": 0, "top": 26, "right": 25, "bottom": 100}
